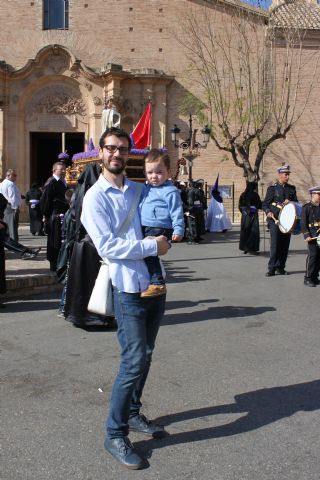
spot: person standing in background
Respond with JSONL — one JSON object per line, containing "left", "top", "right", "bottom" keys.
{"left": 206, "top": 176, "right": 232, "bottom": 233}
{"left": 239, "top": 182, "right": 262, "bottom": 254}
{"left": 0, "top": 219, "right": 6, "bottom": 308}
{"left": 40, "top": 162, "right": 68, "bottom": 271}
{"left": 25, "top": 183, "right": 44, "bottom": 236}
{"left": 301, "top": 186, "right": 320, "bottom": 287}
{"left": 262, "top": 164, "right": 298, "bottom": 276}
{"left": 0, "top": 169, "right": 22, "bottom": 241}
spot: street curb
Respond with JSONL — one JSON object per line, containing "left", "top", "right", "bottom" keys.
{"left": 5, "top": 273, "right": 62, "bottom": 299}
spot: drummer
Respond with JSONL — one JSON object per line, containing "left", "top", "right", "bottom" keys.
{"left": 301, "top": 186, "right": 320, "bottom": 287}
{"left": 262, "top": 164, "right": 298, "bottom": 276}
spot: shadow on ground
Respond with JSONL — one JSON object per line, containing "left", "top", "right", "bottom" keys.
{"left": 163, "top": 305, "right": 276, "bottom": 325}
{"left": 135, "top": 379, "right": 320, "bottom": 456}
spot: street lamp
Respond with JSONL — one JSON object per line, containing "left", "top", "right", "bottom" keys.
{"left": 170, "top": 114, "right": 211, "bottom": 183}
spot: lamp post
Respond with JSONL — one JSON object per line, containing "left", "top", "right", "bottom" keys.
{"left": 170, "top": 114, "right": 211, "bottom": 183}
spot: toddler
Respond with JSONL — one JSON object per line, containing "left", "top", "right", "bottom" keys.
{"left": 140, "top": 149, "right": 184, "bottom": 297}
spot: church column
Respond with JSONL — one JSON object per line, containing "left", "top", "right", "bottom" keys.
{"left": 88, "top": 113, "right": 101, "bottom": 147}
{"left": 104, "top": 78, "right": 121, "bottom": 104}
{"left": 154, "top": 83, "right": 167, "bottom": 148}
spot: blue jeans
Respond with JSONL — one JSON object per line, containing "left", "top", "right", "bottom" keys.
{"left": 106, "top": 289, "right": 166, "bottom": 439}
{"left": 142, "top": 226, "right": 173, "bottom": 285}
{"left": 59, "top": 285, "right": 66, "bottom": 313}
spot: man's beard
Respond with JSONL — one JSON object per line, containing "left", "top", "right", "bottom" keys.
{"left": 104, "top": 159, "right": 126, "bottom": 175}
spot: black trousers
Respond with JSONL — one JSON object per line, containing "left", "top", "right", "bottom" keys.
{"left": 268, "top": 220, "right": 291, "bottom": 271}
{"left": 305, "top": 241, "right": 320, "bottom": 281}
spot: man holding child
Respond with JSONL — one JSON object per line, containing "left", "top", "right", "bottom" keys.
{"left": 81, "top": 127, "right": 177, "bottom": 469}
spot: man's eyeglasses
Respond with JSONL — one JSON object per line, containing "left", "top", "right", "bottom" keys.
{"left": 103, "top": 145, "right": 129, "bottom": 155}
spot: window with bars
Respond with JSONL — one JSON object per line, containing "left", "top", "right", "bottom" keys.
{"left": 43, "top": 0, "right": 69, "bottom": 30}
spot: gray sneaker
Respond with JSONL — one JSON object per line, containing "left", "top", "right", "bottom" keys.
{"left": 128, "top": 413, "right": 165, "bottom": 438}
{"left": 104, "top": 436, "right": 145, "bottom": 470}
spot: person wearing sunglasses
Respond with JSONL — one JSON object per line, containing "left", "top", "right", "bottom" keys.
{"left": 81, "top": 127, "right": 170, "bottom": 469}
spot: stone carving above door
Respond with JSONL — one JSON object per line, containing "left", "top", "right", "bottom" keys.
{"left": 26, "top": 85, "right": 86, "bottom": 120}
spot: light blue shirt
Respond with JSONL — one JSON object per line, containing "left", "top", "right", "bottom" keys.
{"left": 81, "top": 175, "right": 158, "bottom": 293}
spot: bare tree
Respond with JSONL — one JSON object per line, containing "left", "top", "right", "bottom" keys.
{"left": 175, "top": 2, "right": 319, "bottom": 182}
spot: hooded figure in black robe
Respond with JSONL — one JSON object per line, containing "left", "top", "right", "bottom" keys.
{"left": 186, "top": 181, "right": 207, "bottom": 243}
{"left": 239, "top": 182, "right": 262, "bottom": 254}
{"left": 64, "top": 163, "right": 113, "bottom": 327}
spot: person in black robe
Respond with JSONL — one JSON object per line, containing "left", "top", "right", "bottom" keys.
{"left": 239, "top": 182, "right": 262, "bottom": 254}
{"left": 64, "top": 163, "right": 113, "bottom": 327}
{"left": 25, "top": 183, "right": 44, "bottom": 236}
{"left": 186, "top": 181, "right": 207, "bottom": 244}
{"left": 0, "top": 220, "right": 6, "bottom": 307}
{"left": 40, "top": 162, "right": 68, "bottom": 271}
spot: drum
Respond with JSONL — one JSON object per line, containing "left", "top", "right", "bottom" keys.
{"left": 316, "top": 236, "right": 320, "bottom": 247}
{"left": 278, "top": 202, "right": 302, "bottom": 235}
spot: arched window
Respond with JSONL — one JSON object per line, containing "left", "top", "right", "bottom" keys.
{"left": 43, "top": 0, "right": 69, "bottom": 30}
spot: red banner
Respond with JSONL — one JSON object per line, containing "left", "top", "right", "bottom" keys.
{"left": 131, "top": 102, "right": 152, "bottom": 149}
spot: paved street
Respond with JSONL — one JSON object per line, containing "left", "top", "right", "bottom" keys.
{"left": 1, "top": 227, "right": 319, "bottom": 480}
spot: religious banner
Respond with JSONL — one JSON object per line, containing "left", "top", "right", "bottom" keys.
{"left": 131, "top": 102, "right": 152, "bottom": 149}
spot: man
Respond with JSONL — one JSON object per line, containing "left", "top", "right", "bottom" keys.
{"left": 81, "top": 127, "right": 170, "bottom": 469}
{"left": 262, "top": 164, "right": 298, "bottom": 276}
{"left": 0, "top": 169, "right": 22, "bottom": 241}
{"left": 301, "top": 186, "right": 320, "bottom": 287}
{"left": 40, "top": 161, "right": 68, "bottom": 271}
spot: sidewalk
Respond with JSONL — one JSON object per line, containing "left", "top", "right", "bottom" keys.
{"left": 5, "top": 225, "right": 62, "bottom": 298}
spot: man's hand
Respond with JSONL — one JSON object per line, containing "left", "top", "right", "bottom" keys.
{"left": 267, "top": 212, "right": 274, "bottom": 219}
{"left": 155, "top": 235, "right": 170, "bottom": 256}
{"left": 283, "top": 199, "right": 290, "bottom": 205}
{"left": 172, "top": 234, "right": 183, "bottom": 242}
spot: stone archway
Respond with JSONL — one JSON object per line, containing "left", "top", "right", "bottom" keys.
{"left": 25, "top": 81, "right": 87, "bottom": 183}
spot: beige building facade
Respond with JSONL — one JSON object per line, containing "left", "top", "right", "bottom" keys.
{"left": 0, "top": 0, "right": 320, "bottom": 218}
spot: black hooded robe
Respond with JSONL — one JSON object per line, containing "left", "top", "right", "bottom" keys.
{"left": 40, "top": 178, "right": 68, "bottom": 271}
{"left": 239, "top": 188, "right": 262, "bottom": 253}
{"left": 64, "top": 164, "right": 113, "bottom": 327}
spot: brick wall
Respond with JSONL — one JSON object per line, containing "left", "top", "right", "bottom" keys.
{"left": 0, "top": 0, "right": 319, "bottom": 205}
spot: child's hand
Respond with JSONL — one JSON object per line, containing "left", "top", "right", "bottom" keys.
{"left": 172, "top": 234, "right": 183, "bottom": 242}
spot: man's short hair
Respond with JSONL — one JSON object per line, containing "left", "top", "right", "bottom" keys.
{"left": 6, "top": 169, "right": 15, "bottom": 177}
{"left": 144, "top": 149, "right": 171, "bottom": 170}
{"left": 52, "top": 161, "right": 65, "bottom": 172}
{"left": 99, "top": 127, "right": 132, "bottom": 150}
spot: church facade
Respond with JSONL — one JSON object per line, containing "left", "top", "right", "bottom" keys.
{"left": 0, "top": 0, "right": 320, "bottom": 217}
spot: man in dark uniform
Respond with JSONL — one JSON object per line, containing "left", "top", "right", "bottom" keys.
{"left": 40, "top": 161, "right": 68, "bottom": 271}
{"left": 262, "top": 164, "right": 298, "bottom": 276}
{"left": 301, "top": 186, "right": 320, "bottom": 287}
